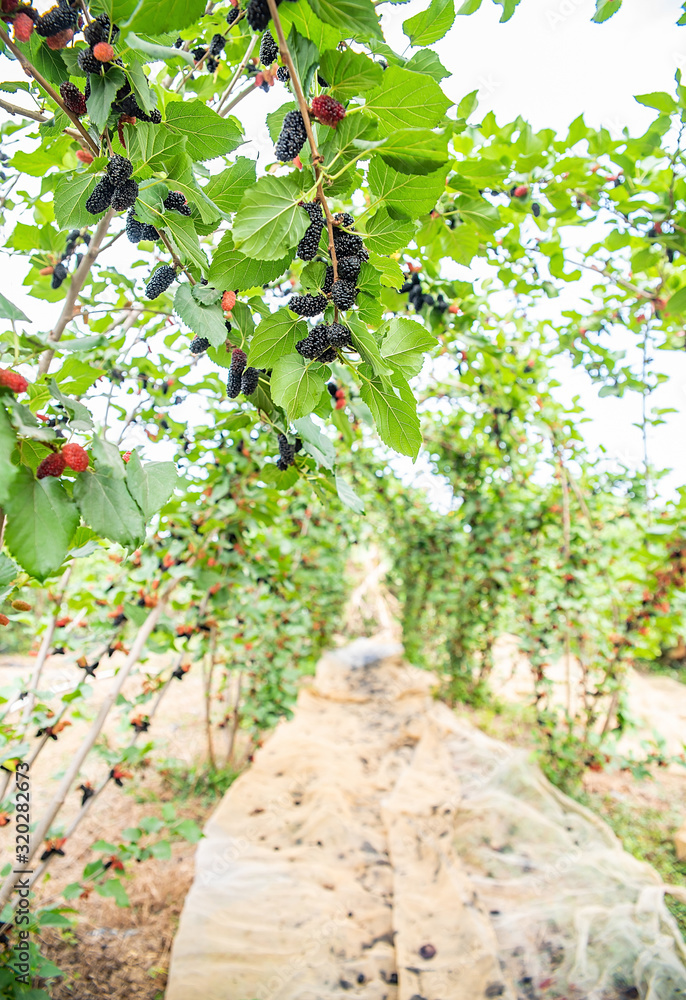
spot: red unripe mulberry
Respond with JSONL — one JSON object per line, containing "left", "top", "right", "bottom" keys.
{"left": 92, "top": 41, "right": 114, "bottom": 62}
{"left": 61, "top": 442, "right": 89, "bottom": 472}
{"left": 37, "top": 453, "right": 66, "bottom": 479}
{"left": 76, "top": 149, "right": 94, "bottom": 164}
{"left": 311, "top": 95, "right": 346, "bottom": 128}
{"left": 0, "top": 368, "right": 28, "bottom": 393}
{"left": 513, "top": 184, "right": 529, "bottom": 197}
{"left": 13, "top": 13, "right": 34, "bottom": 42}
{"left": 222, "top": 289, "right": 236, "bottom": 313}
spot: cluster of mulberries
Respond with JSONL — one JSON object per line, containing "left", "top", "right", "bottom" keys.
{"left": 275, "top": 110, "right": 307, "bottom": 162}
{"left": 36, "top": 444, "right": 88, "bottom": 480}
{"left": 111, "top": 78, "right": 162, "bottom": 122}
{"left": 311, "top": 95, "right": 346, "bottom": 128}
{"left": 226, "top": 349, "right": 260, "bottom": 398}
{"left": 51, "top": 226, "right": 90, "bottom": 289}
{"left": 126, "top": 209, "right": 159, "bottom": 244}
{"left": 77, "top": 13, "right": 123, "bottom": 74}
{"left": 164, "top": 191, "right": 192, "bottom": 216}
{"left": 297, "top": 201, "right": 324, "bottom": 261}
{"left": 296, "top": 323, "right": 351, "bottom": 363}
{"left": 145, "top": 265, "right": 177, "bottom": 300}
{"left": 400, "top": 272, "right": 449, "bottom": 313}
{"left": 86, "top": 155, "right": 138, "bottom": 215}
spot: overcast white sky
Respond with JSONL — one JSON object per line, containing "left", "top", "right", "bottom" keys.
{"left": 1, "top": 0, "right": 685, "bottom": 498}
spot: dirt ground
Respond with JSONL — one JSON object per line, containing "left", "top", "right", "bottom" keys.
{"left": 2, "top": 622, "right": 685, "bottom": 999}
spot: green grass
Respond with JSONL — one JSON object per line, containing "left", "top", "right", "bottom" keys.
{"left": 582, "top": 796, "right": 686, "bottom": 941}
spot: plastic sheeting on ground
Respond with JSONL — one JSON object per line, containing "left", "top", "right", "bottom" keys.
{"left": 166, "top": 639, "right": 686, "bottom": 1000}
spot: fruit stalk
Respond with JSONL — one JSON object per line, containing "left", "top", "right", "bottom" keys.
{"left": 264, "top": 0, "right": 339, "bottom": 281}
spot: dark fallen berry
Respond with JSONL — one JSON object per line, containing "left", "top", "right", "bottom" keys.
{"left": 274, "top": 109, "right": 307, "bottom": 162}
{"left": 260, "top": 29, "right": 278, "bottom": 65}
{"left": 110, "top": 178, "right": 139, "bottom": 211}
{"left": 288, "top": 293, "right": 326, "bottom": 317}
{"left": 209, "top": 33, "right": 226, "bottom": 55}
{"left": 106, "top": 153, "right": 133, "bottom": 186}
{"left": 59, "top": 81, "right": 87, "bottom": 115}
{"left": 51, "top": 262, "right": 67, "bottom": 289}
{"left": 311, "top": 94, "right": 346, "bottom": 128}
{"left": 276, "top": 66, "right": 290, "bottom": 82}
{"left": 190, "top": 336, "right": 210, "bottom": 354}
{"left": 331, "top": 280, "right": 357, "bottom": 310}
{"left": 337, "top": 255, "right": 361, "bottom": 282}
{"left": 164, "top": 191, "right": 191, "bottom": 216}
{"left": 35, "top": 2, "right": 77, "bottom": 38}
{"left": 297, "top": 201, "right": 324, "bottom": 261}
{"left": 241, "top": 367, "right": 260, "bottom": 395}
{"left": 145, "top": 265, "right": 176, "bottom": 300}
{"left": 328, "top": 322, "right": 352, "bottom": 348}
{"left": 226, "top": 6, "right": 241, "bottom": 25}
{"left": 85, "top": 176, "right": 115, "bottom": 215}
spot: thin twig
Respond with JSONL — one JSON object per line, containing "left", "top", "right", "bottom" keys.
{"left": 217, "top": 34, "right": 257, "bottom": 114}
{"left": 0, "top": 26, "right": 98, "bottom": 154}
{"left": 265, "top": 0, "right": 339, "bottom": 281}
{"left": 158, "top": 229, "right": 197, "bottom": 285}
{"left": 38, "top": 209, "right": 116, "bottom": 375}
{"left": 0, "top": 97, "right": 47, "bottom": 123}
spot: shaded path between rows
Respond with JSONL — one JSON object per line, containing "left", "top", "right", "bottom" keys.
{"left": 167, "top": 639, "right": 686, "bottom": 1000}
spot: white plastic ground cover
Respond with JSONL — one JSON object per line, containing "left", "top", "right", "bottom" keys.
{"left": 166, "top": 639, "right": 686, "bottom": 1000}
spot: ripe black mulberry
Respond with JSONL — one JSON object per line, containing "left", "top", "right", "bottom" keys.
{"left": 77, "top": 49, "right": 106, "bottom": 75}
{"left": 337, "top": 255, "right": 361, "bottom": 282}
{"left": 328, "top": 322, "right": 352, "bottom": 348}
{"left": 145, "top": 265, "right": 177, "bottom": 300}
{"left": 85, "top": 176, "right": 115, "bottom": 215}
{"left": 297, "top": 201, "right": 324, "bottom": 261}
{"left": 288, "top": 293, "right": 326, "bottom": 317}
{"left": 84, "top": 13, "right": 118, "bottom": 46}
{"left": 110, "top": 178, "right": 139, "bottom": 211}
{"left": 274, "top": 110, "right": 307, "bottom": 162}
{"left": 190, "top": 336, "right": 210, "bottom": 354}
{"left": 276, "top": 66, "right": 290, "bottom": 82}
{"left": 277, "top": 433, "right": 295, "bottom": 469}
{"left": 106, "top": 154, "right": 133, "bottom": 186}
{"left": 241, "top": 367, "right": 260, "bottom": 395}
{"left": 296, "top": 325, "right": 336, "bottom": 362}
{"left": 51, "top": 262, "right": 67, "bottom": 289}
{"left": 331, "top": 280, "right": 357, "bottom": 310}
{"left": 226, "top": 6, "right": 240, "bottom": 25}
{"left": 126, "top": 209, "right": 158, "bottom": 243}
{"left": 209, "top": 33, "right": 226, "bottom": 56}
{"left": 246, "top": 0, "right": 282, "bottom": 31}
{"left": 260, "top": 29, "right": 278, "bottom": 65}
